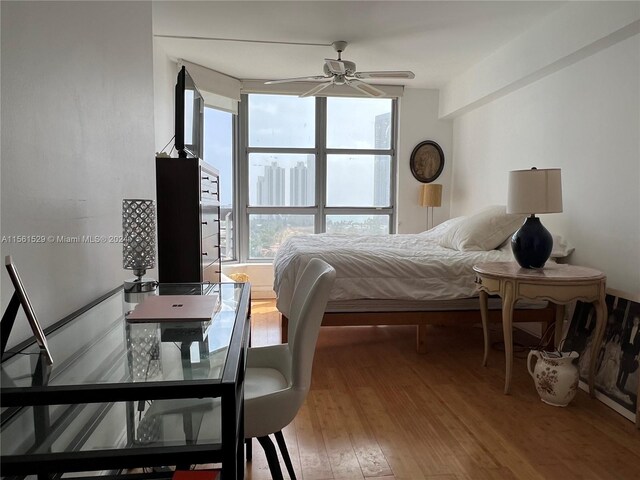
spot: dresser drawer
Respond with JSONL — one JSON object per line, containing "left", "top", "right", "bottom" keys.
{"left": 200, "top": 174, "right": 219, "bottom": 202}
{"left": 203, "top": 262, "right": 220, "bottom": 283}
{"left": 201, "top": 212, "right": 219, "bottom": 238}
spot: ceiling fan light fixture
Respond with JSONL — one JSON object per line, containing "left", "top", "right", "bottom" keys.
{"left": 325, "top": 59, "right": 346, "bottom": 74}
{"left": 266, "top": 40, "right": 414, "bottom": 97}
{"left": 334, "top": 75, "right": 346, "bottom": 86}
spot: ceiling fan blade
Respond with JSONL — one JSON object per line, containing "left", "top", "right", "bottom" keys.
{"left": 264, "top": 76, "right": 330, "bottom": 85}
{"left": 299, "top": 81, "right": 335, "bottom": 98}
{"left": 354, "top": 71, "right": 415, "bottom": 79}
{"left": 346, "top": 79, "right": 386, "bottom": 97}
{"left": 324, "top": 58, "right": 346, "bottom": 75}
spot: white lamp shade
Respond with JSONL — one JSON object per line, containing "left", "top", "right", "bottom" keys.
{"left": 507, "top": 168, "right": 562, "bottom": 214}
{"left": 420, "top": 184, "right": 443, "bottom": 207}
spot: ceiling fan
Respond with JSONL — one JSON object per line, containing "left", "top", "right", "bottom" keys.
{"left": 265, "top": 41, "right": 415, "bottom": 97}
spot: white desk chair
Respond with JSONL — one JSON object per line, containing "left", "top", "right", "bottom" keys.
{"left": 244, "top": 258, "right": 336, "bottom": 480}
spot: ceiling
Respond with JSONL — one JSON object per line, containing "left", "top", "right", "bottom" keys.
{"left": 153, "top": 1, "right": 565, "bottom": 89}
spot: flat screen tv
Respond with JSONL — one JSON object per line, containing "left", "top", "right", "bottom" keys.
{"left": 175, "top": 66, "right": 204, "bottom": 158}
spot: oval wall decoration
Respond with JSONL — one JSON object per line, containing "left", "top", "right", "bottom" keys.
{"left": 410, "top": 140, "right": 445, "bottom": 183}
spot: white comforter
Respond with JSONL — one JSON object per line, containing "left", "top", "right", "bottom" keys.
{"left": 273, "top": 228, "right": 514, "bottom": 316}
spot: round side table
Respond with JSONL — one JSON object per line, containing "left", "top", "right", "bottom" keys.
{"left": 473, "top": 262, "right": 606, "bottom": 395}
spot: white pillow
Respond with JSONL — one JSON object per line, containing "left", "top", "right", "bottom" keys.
{"left": 419, "top": 216, "right": 466, "bottom": 239}
{"left": 438, "top": 205, "right": 525, "bottom": 251}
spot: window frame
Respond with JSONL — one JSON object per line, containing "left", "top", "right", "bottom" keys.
{"left": 203, "top": 105, "right": 238, "bottom": 263}
{"left": 237, "top": 94, "right": 398, "bottom": 262}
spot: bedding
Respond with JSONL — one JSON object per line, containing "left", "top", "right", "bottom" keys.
{"left": 273, "top": 215, "right": 520, "bottom": 317}
{"left": 274, "top": 233, "right": 516, "bottom": 316}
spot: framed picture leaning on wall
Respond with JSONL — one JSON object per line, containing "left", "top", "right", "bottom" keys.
{"left": 563, "top": 289, "right": 640, "bottom": 425}
{"left": 2, "top": 256, "right": 53, "bottom": 364}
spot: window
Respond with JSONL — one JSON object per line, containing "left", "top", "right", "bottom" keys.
{"left": 240, "top": 94, "right": 396, "bottom": 261}
{"left": 203, "top": 107, "right": 235, "bottom": 261}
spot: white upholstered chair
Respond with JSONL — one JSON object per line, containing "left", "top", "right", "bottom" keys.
{"left": 244, "top": 258, "right": 336, "bottom": 480}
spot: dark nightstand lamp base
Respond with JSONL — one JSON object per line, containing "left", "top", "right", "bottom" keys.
{"left": 511, "top": 215, "right": 553, "bottom": 269}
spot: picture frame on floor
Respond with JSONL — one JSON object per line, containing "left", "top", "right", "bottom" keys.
{"left": 563, "top": 288, "right": 640, "bottom": 425}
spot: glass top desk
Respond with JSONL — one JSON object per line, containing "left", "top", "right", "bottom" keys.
{"left": 1, "top": 282, "right": 251, "bottom": 480}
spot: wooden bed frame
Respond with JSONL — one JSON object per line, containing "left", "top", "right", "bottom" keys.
{"left": 281, "top": 305, "right": 556, "bottom": 353}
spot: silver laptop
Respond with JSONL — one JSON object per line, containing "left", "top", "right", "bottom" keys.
{"left": 126, "top": 294, "right": 220, "bottom": 323}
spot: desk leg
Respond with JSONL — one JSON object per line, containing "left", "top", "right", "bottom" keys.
{"left": 554, "top": 303, "right": 566, "bottom": 350}
{"left": 590, "top": 285, "right": 608, "bottom": 397}
{"left": 222, "top": 391, "right": 240, "bottom": 480}
{"left": 502, "top": 282, "right": 515, "bottom": 395}
{"left": 479, "top": 290, "right": 490, "bottom": 367}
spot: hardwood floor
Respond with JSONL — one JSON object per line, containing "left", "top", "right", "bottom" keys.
{"left": 245, "top": 300, "right": 640, "bottom": 480}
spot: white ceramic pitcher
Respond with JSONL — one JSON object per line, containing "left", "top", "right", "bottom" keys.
{"left": 527, "top": 350, "right": 580, "bottom": 407}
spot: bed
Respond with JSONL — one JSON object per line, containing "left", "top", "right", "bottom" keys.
{"left": 273, "top": 206, "right": 571, "bottom": 352}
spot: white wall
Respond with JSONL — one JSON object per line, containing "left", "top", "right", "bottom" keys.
{"left": 153, "top": 39, "right": 177, "bottom": 153}
{"left": 450, "top": 33, "right": 640, "bottom": 293}
{"left": 1, "top": 1, "right": 156, "bottom": 347}
{"left": 440, "top": 2, "right": 640, "bottom": 118}
{"left": 397, "top": 89, "right": 453, "bottom": 233}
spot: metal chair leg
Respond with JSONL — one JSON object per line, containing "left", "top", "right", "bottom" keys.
{"left": 246, "top": 437, "right": 253, "bottom": 461}
{"left": 256, "top": 435, "right": 284, "bottom": 480}
{"left": 274, "top": 430, "right": 297, "bottom": 480}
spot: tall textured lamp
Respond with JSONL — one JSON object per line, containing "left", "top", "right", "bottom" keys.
{"left": 122, "top": 199, "right": 157, "bottom": 292}
{"left": 420, "top": 183, "right": 443, "bottom": 230}
{"left": 507, "top": 168, "right": 562, "bottom": 269}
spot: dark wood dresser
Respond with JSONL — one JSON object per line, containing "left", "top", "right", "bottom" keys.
{"left": 156, "top": 156, "right": 221, "bottom": 283}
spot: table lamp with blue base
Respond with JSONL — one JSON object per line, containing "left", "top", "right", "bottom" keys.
{"left": 507, "top": 168, "right": 562, "bottom": 269}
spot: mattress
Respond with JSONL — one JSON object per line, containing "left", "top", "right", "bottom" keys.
{"left": 273, "top": 229, "right": 517, "bottom": 317}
